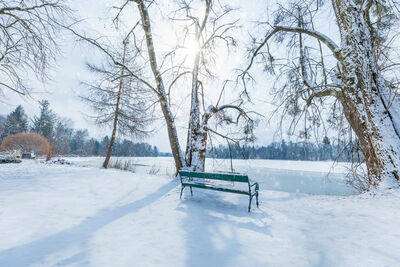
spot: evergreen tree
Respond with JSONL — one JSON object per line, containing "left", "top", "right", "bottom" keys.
{"left": 322, "top": 136, "right": 332, "bottom": 161}
{"left": 52, "top": 119, "right": 74, "bottom": 155}
{"left": 280, "top": 140, "right": 288, "bottom": 159}
{"left": 100, "top": 136, "right": 110, "bottom": 156}
{"left": 32, "top": 100, "right": 57, "bottom": 141}
{"left": 153, "top": 146, "right": 159, "bottom": 157}
{"left": 1, "top": 105, "right": 28, "bottom": 139}
{"left": 69, "top": 129, "right": 89, "bottom": 155}
{"left": 0, "top": 115, "right": 6, "bottom": 140}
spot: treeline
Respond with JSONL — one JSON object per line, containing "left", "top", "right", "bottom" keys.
{"left": 75, "top": 136, "right": 159, "bottom": 157}
{"left": 1, "top": 101, "right": 361, "bottom": 161}
{"left": 0, "top": 101, "right": 159, "bottom": 157}
{"left": 209, "top": 138, "right": 363, "bottom": 162}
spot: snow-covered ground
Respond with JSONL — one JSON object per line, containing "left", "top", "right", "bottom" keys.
{"left": 1, "top": 159, "right": 399, "bottom": 266}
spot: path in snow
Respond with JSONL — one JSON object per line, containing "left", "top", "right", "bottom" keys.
{"left": 0, "top": 160, "right": 399, "bottom": 266}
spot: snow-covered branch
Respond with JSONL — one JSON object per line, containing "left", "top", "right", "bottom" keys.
{"left": 243, "top": 26, "right": 340, "bottom": 78}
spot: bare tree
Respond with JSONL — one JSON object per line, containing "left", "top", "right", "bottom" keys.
{"left": 0, "top": 0, "right": 71, "bottom": 96}
{"left": 168, "top": 0, "right": 255, "bottom": 171}
{"left": 81, "top": 34, "right": 155, "bottom": 168}
{"left": 70, "top": 0, "right": 255, "bottom": 173}
{"left": 135, "top": 0, "right": 256, "bottom": 171}
{"left": 242, "top": 0, "right": 400, "bottom": 190}
{"left": 132, "top": 0, "right": 186, "bottom": 172}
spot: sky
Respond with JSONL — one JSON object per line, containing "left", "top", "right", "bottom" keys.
{"left": 0, "top": 0, "right": 338, "bottom": 152}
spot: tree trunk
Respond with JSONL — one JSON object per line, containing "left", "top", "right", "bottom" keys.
{"left": 103, "top": 41, "right": 127, "bottom": 168}
{"left": 103, "top": 109, "right": 118, "bottom": 168}
{"left": 185, "top": 22, "right": 203, "bottom": 171}
{"left": 186, "top": 122, "right": 208, "bottom": 171}
{"left": 102, "top": 96, "right": 120, "bottom": 168}
{"left": 137, "top": 0, "right": 184, "bottom": 173}
{"left": 333, "top": 1, "right": 400, "bottom": 188}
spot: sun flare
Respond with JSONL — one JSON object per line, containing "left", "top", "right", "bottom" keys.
{"left": 184, "top": 37, "right": 201, "bottom": 57}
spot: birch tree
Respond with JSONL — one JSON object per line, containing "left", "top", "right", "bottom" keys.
{"left": 134, "top": 0, "right": 186, "bottom": 172}
{"left": 173, "top": 0, "right": 255, "bottom": 171}
{"left": 132, "top": 0, "right": 256, "bottom": 171}
{"left": 242, "top": 0, "right": 400, "bottom": 190}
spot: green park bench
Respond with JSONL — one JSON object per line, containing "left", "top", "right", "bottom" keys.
{"left": 178, "top": 170, "right": 259, "bottom": 212}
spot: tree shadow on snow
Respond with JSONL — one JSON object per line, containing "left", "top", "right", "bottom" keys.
{"left": 177, "top": 189, "right": 271, "bottom": 267}
{"left": 0, "top": 180, "right": 177, "bottom": 266}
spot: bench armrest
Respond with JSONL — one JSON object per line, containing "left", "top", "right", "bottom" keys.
{"left": 250, "top": 182, "right": 259, "bottom": 191}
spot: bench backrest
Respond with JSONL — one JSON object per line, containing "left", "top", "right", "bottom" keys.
{"left": 178, "top": 170, "right": 249, "bottom": 183}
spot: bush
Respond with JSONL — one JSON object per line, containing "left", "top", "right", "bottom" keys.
{"left": 108, "top": 158, "right": 136, "bottom": 173}
{"left": 0, "top": 132, "right": 52, "bottom": 160}
{"left": 148, "top": 164, "right": 161, "bottom": 175}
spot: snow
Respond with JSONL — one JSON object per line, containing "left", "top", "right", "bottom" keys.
{"left": 69, "top": 157, "right": 356, "bottom": 196}
{"left": 1, "top": 159, "right": 399, "bottom": 266}
{"left": 68, "top": 156, "right": 350, "bottom": 174}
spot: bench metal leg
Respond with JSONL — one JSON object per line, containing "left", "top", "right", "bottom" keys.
{"left": 180, "top": 186, "right": 185, "bottom": 199}
{"left": 256, "top": 192, "right": 259, "bottom": 208}
{"left": 190, "top": 186, "right": 193, "bottom": 196}
{"left": 248, "top": 196, "right": 252, "bottom": 212}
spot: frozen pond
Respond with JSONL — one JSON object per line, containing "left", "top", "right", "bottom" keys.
{"left": 67, "top": 157, "right": 358, "bottom": 196}
{"left": 239, "top": 167, "right": 355, "bottom": 196}
{"left": 209, "top": 159, "right": 357, "bottom": 196}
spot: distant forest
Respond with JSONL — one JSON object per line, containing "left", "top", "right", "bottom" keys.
{"left": 0, "top": 102, "right": 158, "bottom": 157}
{"left": 209, "top": 138, "right": 363, "bottom": 162}
{"left": 1, "top": 102, "right": 361, "bottom": 162}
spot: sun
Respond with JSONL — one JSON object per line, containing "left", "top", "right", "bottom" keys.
{"left": 184, "top": 37, "right": 201, "bottom": 58}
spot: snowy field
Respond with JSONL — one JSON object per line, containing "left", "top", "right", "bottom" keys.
{"left": 1, "top": 158, "right": 400, "bottom": 266}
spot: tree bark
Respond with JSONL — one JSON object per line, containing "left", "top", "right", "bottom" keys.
{"left": 103, "top": 40, "right": 128, "bottom": 168}
{"left": 249, "top": 1, "right": 400, "bottom": 188}
{"left": 136, "top": 0, "right": 184, "bottom": 173}
{"left": 184, "top": 1, "right": 210, "bottom": 172}
{"left": 185, "top": 23, "right": 203, "bottom": 171}
{"left": 332, "top": 1, "right": 400, "bottom": 188}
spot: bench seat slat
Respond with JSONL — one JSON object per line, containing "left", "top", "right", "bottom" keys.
{"left": 182, "top": 182, "right": 250, "bottom": 195}
{"left": 179, "top": 170, "right": 249, "bottom": 183}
